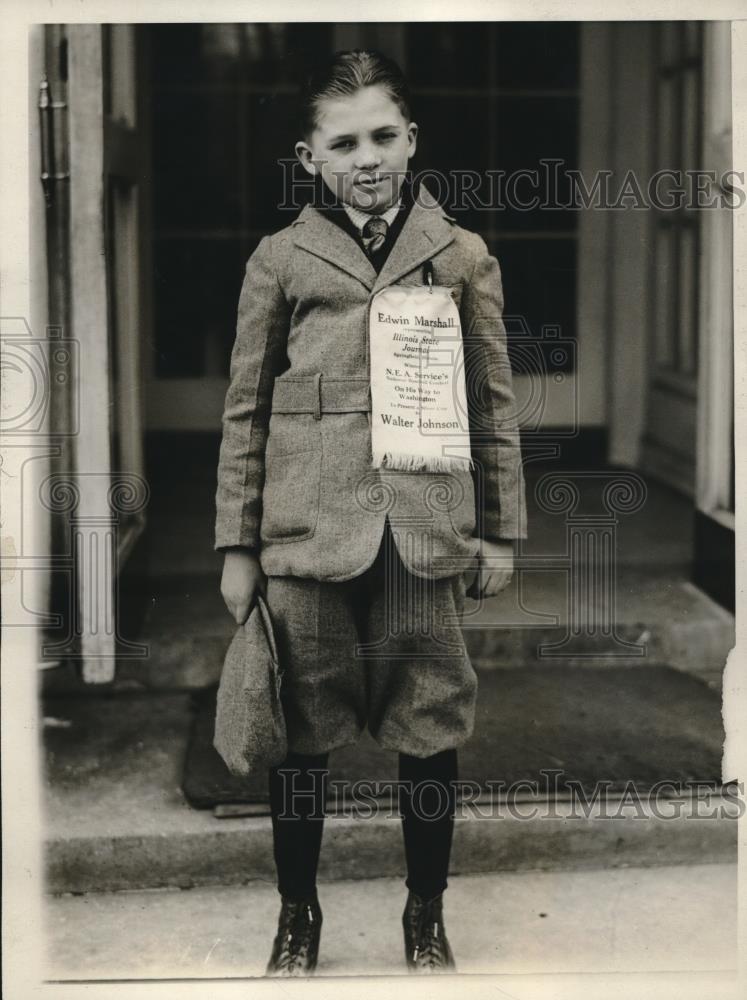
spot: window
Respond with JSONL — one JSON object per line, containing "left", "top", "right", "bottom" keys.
{"left": 147, "top": 23, "right": 580, "bottom": 380}
{"left": 405, "top": 22, "right": 580, "bottom": 374}
{"left": 652, "top": 21, "right": 704, "bottom": 383}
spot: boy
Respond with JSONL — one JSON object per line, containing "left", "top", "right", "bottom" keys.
{"left": 216, "top": 49, "right": 527, "bottom": 976}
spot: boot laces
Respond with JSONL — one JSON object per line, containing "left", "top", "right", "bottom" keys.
{"left": 411, "top": 900, "right": 450, "bottom": 970}
{"left": 273, "top": 901, "right": 318, "bottom": 974}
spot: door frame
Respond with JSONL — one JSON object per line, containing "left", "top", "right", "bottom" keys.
{"left": 65, "top": 24, "right": 148, "bottom": 680}
{"left": 695, "top": 21, "right": 734, "bottom": 531}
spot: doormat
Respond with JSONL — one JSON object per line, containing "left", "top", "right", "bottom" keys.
{"left": 181, "top": 666, "right": 724, "bottom": 812}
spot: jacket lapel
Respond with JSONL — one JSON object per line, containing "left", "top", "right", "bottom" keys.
{"left": 291, "top": 184, "right": 457, "bottom": 294}
{"left": 291, "top": 204, "right": 377, "bottom": 290}
{"left": 372, "top": 186, "right": 457, "bottom": 293}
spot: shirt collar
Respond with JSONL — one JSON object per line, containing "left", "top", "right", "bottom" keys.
{"left": 342, "top": 197, "right": 402, "bottom": 234}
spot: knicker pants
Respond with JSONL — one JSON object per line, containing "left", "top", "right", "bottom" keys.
{"left": 266, "top": 518, "right": 478, "bottom": 759}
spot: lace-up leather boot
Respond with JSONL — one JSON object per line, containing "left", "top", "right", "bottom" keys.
{"left": 265, "top": 894, "right": 322, "bottom": 976}
{"left": 402, "top": 889, "right": 456, "bottom": 973}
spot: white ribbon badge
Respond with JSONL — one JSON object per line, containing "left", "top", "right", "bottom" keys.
{"left": 368, "top": 284, "right": 473, "bottom": 473}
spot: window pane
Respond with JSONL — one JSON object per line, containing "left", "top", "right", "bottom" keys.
{"left": 678, "top": 223, "right": 698, "bottom": 376}
{"left": 494, "top": 96, "right": 579, "bottom": 232}
{"left": 247, "top": 92, "right": 306, "bottom": 231}
{"left": 681, "top": 68, "right": 701, "bottom": 172}
{"left": 405, "top": 23, "right": 490, "bottom": 87}
{"left": 656, "top": 77, "right": 677, "bottom": 171}
{"left": 242, "top": 23, "right": 332, "bottom": 84}
{"left": 654, "top": 224, "right": 675, "bottom": 369}
{"left": 149, "top": 24, "right": 210, "bottom": 89}
{"left": 153, "top": 238, "right": 247, "bottom": 378}
{"left": 659, "top": 21, "right": 680, "bottom": 68}
{"left": 494, "top": 238, "right": 577, "bottom": 373}
{"left": 152, "top": 91, "right": 241, "bottom": 231}
{"left": 150, "top": 23, "right": 332, "bottom": 88}
{"left": 494, "top": 22, "right": 580, "bottom": 89}
{"left": 683, "top": 21, "right": 702, "bottom": 60}
{"left": 410, "top": 96, "right": 490, "bottom": 232}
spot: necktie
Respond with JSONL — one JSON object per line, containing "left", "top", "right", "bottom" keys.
{"left": 361, "top": 216, "right": 389, "bottom": 257}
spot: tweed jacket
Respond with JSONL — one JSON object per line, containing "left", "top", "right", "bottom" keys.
{"left": 214, "top": 183, "right": 527, "bottom": 582}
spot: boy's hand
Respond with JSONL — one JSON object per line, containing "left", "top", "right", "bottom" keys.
{"left": 465, "top": 539, "right": 514, "bottom": 600}
{"left": 220, "top": 548, "right": 265, "bottom": 625}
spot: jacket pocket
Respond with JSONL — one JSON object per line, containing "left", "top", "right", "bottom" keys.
{"left": 260, "top": 448, "right": 321, "bottom": 542}
{"left": 261, "top": 414, "right": 322, "bottom": 543}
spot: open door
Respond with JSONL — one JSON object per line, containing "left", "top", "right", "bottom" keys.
{"left": 62, "top": 25, "right": 149, "bottom": 681}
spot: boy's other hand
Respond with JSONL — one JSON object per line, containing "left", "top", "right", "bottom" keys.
{"left": 220, "top": 548, "right": 265, "bottom": 625}
{"left": 465, "top": 539, "right": 514, "bottom": 600}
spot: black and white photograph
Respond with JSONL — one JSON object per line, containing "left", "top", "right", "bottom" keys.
{"left": 1, "top": 5, "right": 745, "bottom": 998}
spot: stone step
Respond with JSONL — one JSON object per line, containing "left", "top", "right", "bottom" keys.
{"left": 41, "top": 570, "right": 733, "bottom": 696}
{"left": 42, "top": 691, "right": 737, "bottom": 895}
{"left": 46, "top": 793, "right": 738, "bottom": 896}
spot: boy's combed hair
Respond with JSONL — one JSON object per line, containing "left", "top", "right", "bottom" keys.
{"left": 297, "top": 48, "right": 412, "bottom": 140}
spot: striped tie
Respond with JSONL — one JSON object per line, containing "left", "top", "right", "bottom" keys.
{"left": 361, "top": 216, "right": 389, "bottom": 257}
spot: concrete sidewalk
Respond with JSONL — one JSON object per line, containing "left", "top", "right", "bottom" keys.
{"left": 44, "top": 864, "right": 736, "bottom": 984}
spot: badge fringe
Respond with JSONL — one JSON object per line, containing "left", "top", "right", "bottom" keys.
{"left": 371, "top": 450, "right": 473, "bottom": 473}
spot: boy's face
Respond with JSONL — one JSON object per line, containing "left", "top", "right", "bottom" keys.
{"left": 295, "top": 85, "right": 418, "bottom": 214}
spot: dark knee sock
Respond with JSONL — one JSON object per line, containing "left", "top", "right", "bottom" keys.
{"left": 269, "top": 750, "right": 329, "bottom": 901}
{"left": 398, "top": 748, "right": 458, "bottom": 901}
